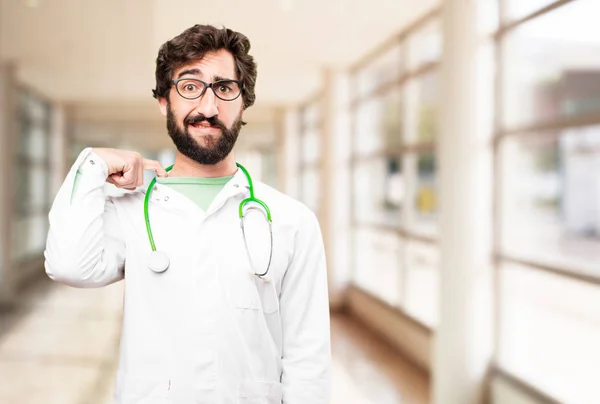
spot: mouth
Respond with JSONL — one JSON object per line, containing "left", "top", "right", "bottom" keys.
{"left": 188, "top": 122, "right": 221, "bottom": 134}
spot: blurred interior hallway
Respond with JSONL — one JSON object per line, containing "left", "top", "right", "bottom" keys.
{"left": 0, "top": 276, "right": 429, "bottom": 404}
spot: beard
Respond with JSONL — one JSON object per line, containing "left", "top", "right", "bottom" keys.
{"left": 166, "top": 103, "right": 243, "bottom": 165}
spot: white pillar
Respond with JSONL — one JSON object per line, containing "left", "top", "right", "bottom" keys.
{"left": 433, "top": 1, "right": 494, "bottom": 403}
{"left": 320, "top": 68, "right": 351, "bottom": 309}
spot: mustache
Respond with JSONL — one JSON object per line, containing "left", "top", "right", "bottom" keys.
{"left": 184, "top": 114, "right": 226, "bottom": 129}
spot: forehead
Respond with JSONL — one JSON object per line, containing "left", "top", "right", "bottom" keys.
{"left": 173, "top": 49, "right": 237, "bottom": 80}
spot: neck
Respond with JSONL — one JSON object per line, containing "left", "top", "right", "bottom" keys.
{"left": 168, "top": 152, "right": 237, "bottom": 178}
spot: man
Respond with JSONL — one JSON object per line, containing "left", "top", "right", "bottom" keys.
{"left": 44, "top": 24, "right": 331, "bottom": 404}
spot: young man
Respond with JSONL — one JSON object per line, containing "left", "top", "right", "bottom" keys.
{"left": 44, "top": 24, "right": 331, "bottom": 404}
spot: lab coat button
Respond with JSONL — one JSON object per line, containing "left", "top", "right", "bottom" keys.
{"left": 89, "top": 160, "right": 95, "bottom": 165}
{"left": 233, "top": 184, "right": 239, "bottom": 188}
{"left": 164, "top": 196, "right": 169, "bottom": 201}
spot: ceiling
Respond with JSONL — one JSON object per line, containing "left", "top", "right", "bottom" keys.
{"left": 1, "top": 0, "right": 437, "bottom": 104}
{"left": 1, "top": 0, "right": 437, "bottom": 149}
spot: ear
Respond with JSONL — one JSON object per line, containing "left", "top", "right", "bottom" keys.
{"left": 158, "top": 96, "right": 168, "bottom": 117}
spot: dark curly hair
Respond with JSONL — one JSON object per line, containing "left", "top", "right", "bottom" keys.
{"left": 152, "top": 24, "right": 257, "bottom": 109}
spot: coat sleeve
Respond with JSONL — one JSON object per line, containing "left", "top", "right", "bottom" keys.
{"left": 279, "top": 208, "right": 331, "bottom": 404}
{"left": 44, "top": 148, "right": 125, "bottom": 288}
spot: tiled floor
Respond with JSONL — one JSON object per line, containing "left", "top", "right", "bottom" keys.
{"left": 0, "top": 277, "right": 429, "bottom": 404}
{"left": 330, "top": 314, "right": 429, "bottom": 404}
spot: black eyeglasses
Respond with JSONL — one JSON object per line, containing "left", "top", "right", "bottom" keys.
{"left": 172, "top": 78, "right": 243, "bottom": 101}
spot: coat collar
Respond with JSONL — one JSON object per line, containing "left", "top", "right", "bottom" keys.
{"left": 141, "top": 167, "right": 253, "bottom": 217}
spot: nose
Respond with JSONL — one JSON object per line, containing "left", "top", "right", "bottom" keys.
{"left": 193, "top": 86, "right": 219, "bottom": 118}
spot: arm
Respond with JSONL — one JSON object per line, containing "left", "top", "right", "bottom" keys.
{"left": 279, "top": 209, "right": 331, "bottom": 404}
{"left": 44, "top": 148, "right": 125, "bottom": 287}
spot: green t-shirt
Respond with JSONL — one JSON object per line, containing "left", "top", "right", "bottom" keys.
{"left": 155, "top": 176, "right": 233, "bottom": 211}
{"left": 72, "top": 170, "right": 232, "bottom": 211}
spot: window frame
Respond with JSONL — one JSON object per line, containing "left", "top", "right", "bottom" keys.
{"left": 349, "top": 7, "right": 442, "bottom": 329}
{"left": 492, "top": 0, "right": 600, "bottom": 402}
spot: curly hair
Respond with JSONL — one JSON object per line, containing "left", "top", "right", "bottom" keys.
{"left": 152, "top": 24, "right": 257, "bottom": 109}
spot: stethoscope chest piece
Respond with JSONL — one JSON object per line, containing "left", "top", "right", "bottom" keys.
{"left": 148, "top": 250, "right": 170, "bottom": 273}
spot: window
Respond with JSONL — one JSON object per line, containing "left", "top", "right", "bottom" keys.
{"left": 13, "top": 90, "right": 51, "bottom": 263}
{"left": 353, "top": 157, "right": 404, "bottom": 227}
{"left": 350, "top": 12, "right": 442, "bottom": 327}
{"left": 260, "top": 149, "right": 279, "bottom": 189}
{"left": 354, "top": 89, "right": 405, "bottom": 156}
{"left": 503, "top": 0, "right": 568, "bottom": 22}
{"left": 497, "top": 262, "right": 600, "bottom": 402}
{"left": 409, "top": 152, "right": 438, "bottom": 238}
{"left": 413, "top": 73, "right": 439, "bottom": 144}
{"left": 502, "top": 0, "right": 600, "bottom": 129}
{"left": 298, "top": 99, "right": 323, "bottom": 215}
{"left": 407, "top": 19, "right": 442, "bottom": 70}
{"left": 495, "top": 1, "right": 600, "bottom": 402}
{"left": 499, "top": 128, "right": 600, "bottom": 276}
{"left": 356, "top": 43, "right": 405, "bottom": 99}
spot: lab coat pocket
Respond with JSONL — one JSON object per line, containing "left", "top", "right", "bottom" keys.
{"left": 237, "top": 380, "right": 283, "bottom": 404}
{"left": 234, "top": 271, "right": 279, "bottom": 315}
{"left": 116, "top": 370, "right": 171, "bottom": 404}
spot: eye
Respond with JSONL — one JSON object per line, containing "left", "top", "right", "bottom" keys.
{"left": 218, "top": 84, "right": 231, "bottom": 93}
{"left": 184, "top": 83, "right": 198, "bottom": 92}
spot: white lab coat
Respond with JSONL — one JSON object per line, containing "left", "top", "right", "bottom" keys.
{"left": 44, "top": 148, "right": 331, "bottom": 404}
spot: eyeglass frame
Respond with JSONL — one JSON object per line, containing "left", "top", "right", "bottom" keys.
{"left": 171, "top": 78, "right": 244, "bottom": 101}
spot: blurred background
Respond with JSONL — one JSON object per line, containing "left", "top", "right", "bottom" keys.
{"left": 0, "top": 0, "right": 599, "bottom": 403}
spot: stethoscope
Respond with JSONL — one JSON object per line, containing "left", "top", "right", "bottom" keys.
{"left": 144, "top": 163, "right": 273, "bottom": 278}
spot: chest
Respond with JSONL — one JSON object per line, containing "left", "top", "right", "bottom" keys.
{"left": 118, "top": 196, "right": 293, "bottom": 293}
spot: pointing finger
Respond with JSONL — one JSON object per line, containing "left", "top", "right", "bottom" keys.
{"left": 143, "top": 159, "right": 168, "bottom": 178}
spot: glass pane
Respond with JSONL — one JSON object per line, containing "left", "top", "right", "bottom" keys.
{"left": 498, "top": 262, "right": 600, "bottom": 403}
{"left": 382, "top": 89, "right": 404, "bottom": 149}
{"left": 491, "top": 376, "right": 545, "bottom": 404}
{"left": 502, "top": 0, "right": 600, "bottom": 128}
{"left": 404, "top": 241, "right": 439, "bottom": 327}
{"left": 12, "top": 213, "right": 48, "bottom": 263}
{"left": 260, "top": 150, "right": 278, "bottom": 189}
{"left": 478, "top": 0, "right": 500, "bottom": 35}
{"left": 353, "top": 157, "right": 404, "bottom": 227}
{"left": 301, "top": 127, "right": 321, "bottom": 165}
{"left": 21, "top": 124, "right": 48, "bottom": 161}
{"left": 407, "top": 19, "right": 442, "bottom": 69}
{"left": 500, "top": 126, "right": 600, "bottom": 277}
{"left": 353, "top": 227, "right": 403, "bottom": 305}
{"left": 29, "top": 164, "right": 48, "bottom": 211}
{"left": 15, "top": 162, "right": 48, "bottom": 214}
{"left": 301, "top": 167, "right": 320, "bottom": 214}
{"left": 504, "top": 0, "right": 562, "bottom": 22}
{"left": 408, "top": 152, "right": 438, "bottom": 237}
{"left": 303, "top": 102, "right": 321, "bottom": 130}
{"left": 354, "top": 89, "right": 404, "bottom": 156}
{"left": 356, "top": 43, "right": 404, "bottom": 97}
{"left": 415, "top": 73, "right": 438, "bottom": 143}
{"left": 24, "top": 92, "right": 49, "bottom": 123}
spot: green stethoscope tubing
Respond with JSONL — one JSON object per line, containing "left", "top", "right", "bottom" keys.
{"left": 144, "top": 162, "right": 273, "bottom": 277}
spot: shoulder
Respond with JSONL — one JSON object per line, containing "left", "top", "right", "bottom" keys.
{"left": 252, "top": 181, "right": 318, "bottom": 228}
{"left": 106, "top": 187, "right": 146, "bottom": 209}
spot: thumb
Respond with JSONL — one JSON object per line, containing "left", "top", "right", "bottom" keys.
{"left": 142, "top": 158, "right": 168, "bottom": 178}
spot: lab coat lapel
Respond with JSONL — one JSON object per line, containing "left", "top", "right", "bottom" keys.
{"left": 143, "top": 182, "right": 205, "bottom": 220}
{"left": 206, "top": 168, "right": 250, "bottom": 217}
